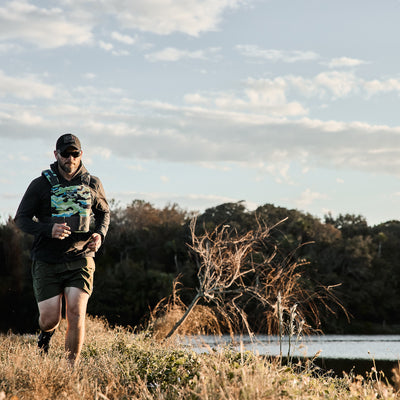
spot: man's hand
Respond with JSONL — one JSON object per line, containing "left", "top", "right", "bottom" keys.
{"left": 87, "top": 233, "right": 102, "bottom": 252}
{"left": 52, "top": 223, "right": 71, "bottom": 240}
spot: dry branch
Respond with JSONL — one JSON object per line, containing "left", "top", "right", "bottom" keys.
{"left": 158, "top": 217, "right": 346, "bottom": 339}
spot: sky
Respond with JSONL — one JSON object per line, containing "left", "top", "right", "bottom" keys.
{"left": 1, "top": 0, "right": 400, "bottom": 226}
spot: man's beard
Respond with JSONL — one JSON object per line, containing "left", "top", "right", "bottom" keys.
{"left": 59, "top": 161, "right": 74, "bottom": 174}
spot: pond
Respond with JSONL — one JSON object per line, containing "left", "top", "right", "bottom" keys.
{"left": 182, "top": 334, "right": 400, "bottom": 377}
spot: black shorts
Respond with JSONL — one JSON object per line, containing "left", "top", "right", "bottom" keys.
{"left": 31, "top": 257, "right": 95, "bottom": 303}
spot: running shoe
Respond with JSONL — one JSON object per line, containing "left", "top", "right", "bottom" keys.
{"left": 37, "top": 330, "right": 55, "bottom": 354}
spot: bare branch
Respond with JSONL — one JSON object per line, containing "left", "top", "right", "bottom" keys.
{"left": 154, "top": 217, "right": 347, "bottom": 339}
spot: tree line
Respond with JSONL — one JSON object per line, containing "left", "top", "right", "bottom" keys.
{"left": 1, "top": 199, "right": 399, "bottom": 334}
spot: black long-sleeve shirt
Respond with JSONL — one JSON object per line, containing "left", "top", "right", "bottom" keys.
{"left": 15, "top": 162, "right": 110, "bottom": 263}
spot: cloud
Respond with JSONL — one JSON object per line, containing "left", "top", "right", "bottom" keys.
{"left": 184, "top": 78, "right": 308, "bottom": 116}
{"left": 99, "top": 41, "right": 113, "bottom": 51}
{"left": 60, "top": 0, "right": 245, "bottom": 37}
{"left": 314, "top": 71, "right": 360, "bottom": 98}
{"left": 236, "top": 45, "right": 320, "bottom": 63}
{"left": 107, "top": 190, "right": 241, "bottom": 212}
{"left": 184, "top": 93, "right": 211, "bottom": 105}
{"left": 128, "top": 164, "right": 145, "bottom": 172}
{"left": 83, "top": 73, "right": 96, "bottom": 80}
{"left": 0, "top": 70, "right": 55, "bottom": 99}
{"left": 243, "top": 77, "right": 308, "bottom": 115}
{"left": 326, "top": 57, "right": 367, "bottom": 68}
{"left": 364, "top": 78, "right": 400, "bottom": 96}
{"left": 286, "top": 72, "right": 400, "bottom": 99}
{"left": 263, "top": 162, "right": 294, "bottom": 185}
{"left": 288, "top": 72, "right": 400, "bottom": 99}
{"left": 160, "top": 175, "right": 169, "bottom": 183}
{"left": 295, "top": 188, "right": 328, "bottom": 208}
{"left": 0, "top": 1, "right": 93, "bottom": 48}
{"left": 0, "top": 0, "right": 243, "bottom": 50}
{"left": 111, "top": 31, "right": 137, "bottom": 45}
{"left": 184, "top": 71, "right": 388, "bottom": 115}
{"left": 6, "top": 85, "right": 400, "bottom": 180}
{"left": 107, "top": 0, "right": 245, "bottom": 36}
{"left": 145, "top": 47, "right": 219, "bottom": 62}
{"left": 0, "top": 42, "right": 21, "bottom": 53}
{"left": 3, "top": 65, "right": 400, "bottom": 182}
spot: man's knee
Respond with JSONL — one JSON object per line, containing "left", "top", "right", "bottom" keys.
{"left": 38, "top": 295, "right": 62, "bottom": 331}
{"left": 39, "top": 314, "right": 61, "bottom": 331}
{"left": 66, "top": 303, "right": 86, "bottom": 323}
{"left": 65, "top": 287, "right": 89, "bottom": 324}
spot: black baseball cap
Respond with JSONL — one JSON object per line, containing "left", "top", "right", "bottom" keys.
{"left": 56, "top": 134, "right": 81, "bottom": 152}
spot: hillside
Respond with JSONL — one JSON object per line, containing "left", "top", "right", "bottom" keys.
{"left": 0, "top": 317, "right": 399, "bottom": 399}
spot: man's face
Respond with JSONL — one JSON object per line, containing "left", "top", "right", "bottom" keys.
{"left": 55, "top": 146, "right": 82, "bottom": 175}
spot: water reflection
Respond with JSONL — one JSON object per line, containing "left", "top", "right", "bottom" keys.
{"left": 183, "top": 335, "right": 400, "bottom": 361}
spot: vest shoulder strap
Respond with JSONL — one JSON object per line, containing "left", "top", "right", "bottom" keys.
{"left": 42, "top": 169, "right": 59, "bottom": 186}
{"left": 42, "top": 169, "right": 91, "bottom": 186}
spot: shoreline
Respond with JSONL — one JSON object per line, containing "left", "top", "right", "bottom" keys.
{"left": 302, "top": 357, "right": 398, "bottom": 379}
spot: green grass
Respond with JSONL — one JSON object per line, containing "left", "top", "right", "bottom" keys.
{"left": 0, "top": 317, "right": 398, "bottom": 399}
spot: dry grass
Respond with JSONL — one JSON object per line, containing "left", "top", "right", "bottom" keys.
{"left": 0, "top": 316, "right": 399, "bottom": 399}
{"left": 150, "top": 303, "right": 224, "bottom": 339}
{"left": 148, "top": 278, "right": 227, "bottom": 339}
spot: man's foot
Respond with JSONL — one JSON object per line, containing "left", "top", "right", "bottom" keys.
{"left": 37, "top": 330, "right": 55, "bottom": 354}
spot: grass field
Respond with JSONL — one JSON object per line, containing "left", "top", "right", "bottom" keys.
{"left": 0, "top": 316, "right": 399, "bottom": 399}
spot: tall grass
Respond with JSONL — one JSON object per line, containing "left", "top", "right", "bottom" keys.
{"left": 0, "top": 316, "right": 399, "bottom": 399}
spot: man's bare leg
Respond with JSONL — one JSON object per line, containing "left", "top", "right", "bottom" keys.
{"left": 64, "top": 287, "right": 89, "bottom": 365}
{"left": 38, "top": 294, "right": 63, "bottom": 331}
{"left": 37, "top": 294, "right": 63, "bottom": 353}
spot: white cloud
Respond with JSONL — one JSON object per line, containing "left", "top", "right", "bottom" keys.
{"left": 107, "top": 0, "right": 244, "bottom": 36}
{"left": 0, "top": 70, "right": 55, "bottom": 99}
{"left": 243, "top": 77, "right": 308, "bottom": 115}
{"left": 184, "top": 93, "right": 211, "bottom": 105}
{"left": 287, "top": 72, "right": 364, "bottom": 99}
{"left": 314, "top": 71, "right": 359, "bottom": 98}
{"left": 326, "top": 57, "right": 367, "bottom": 68}
{"left": 197, "top": 162, "right": 232, "bottom": 171}
{"left": 0, "top": 0, "right": 246, "bottom": 51}
{"left": 182, "top": 70, "right": 400, "bottom": 120}
{"left": 145, "top": 47, "right": 219, "bottom": 62}
{"left": 99, "top": 41, "right": 113, "bottom": 51}
{"left": 0, "top": 1, "right": 93, "bottom": 48}
{"left": 264, "top": 162, "right": 294, "bottom": 185}
{"left": 3, "top": 60, "right": 400, "bottom": 183}
{"left": 112, "top": 49, "right": 130, "bottom": 56}
{"left": 111, "top": 31, "right": 137, "bottom": 45}
{"left": 128, "top": 164, "right": 145, "bottom": 171}
{"left": 185, "top": 78, "right": 308, "bottom": 116}
{"left": 236, "top": 45, "right": 319, "bottom": 63}
{"left": 295, "top": 188, "right": 328, "bottom": 208}
{"left": 107, "top": 190, "right": 241, "bottom": 212}
{"left": 364, "top": 78, "right": 400, "bottom": 96}
{"left": 0, "top": 42, "right": 21, "bottom": 52}
{"left": 3, "top": 90, "right": 400, "bottom": 180}
{"left": 160, "top": 175, "right": 169, "bottom": 183}
{"left": 287, "top": 72, "right": 400, "bottom": 99}
{"left": 83, "top": 73, "right": 96, "bottom": 80}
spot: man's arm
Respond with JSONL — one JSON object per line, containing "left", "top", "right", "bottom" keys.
{"left": 14, "top": 178, "right": 53, "bottom": 238}
{"left": 91, "top": 177, "right": 110, "bottom": 244}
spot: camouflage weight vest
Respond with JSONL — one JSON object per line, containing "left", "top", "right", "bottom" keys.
{"left": 42, "top": 169, "right": 92, "bottom": 233}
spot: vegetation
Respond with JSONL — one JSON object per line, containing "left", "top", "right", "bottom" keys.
{"left": 1, "top": 199, "right": 400, "bottom": 334}
{"left": 2, "top": 200, "right": 400, "bottom": 398}
{"left": 1, "top": 316, "right": 400, "bottom": 399}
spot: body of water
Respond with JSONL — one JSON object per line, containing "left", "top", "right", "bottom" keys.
{"left": 184, "top": 334, "right": 400, "bottom": 361}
